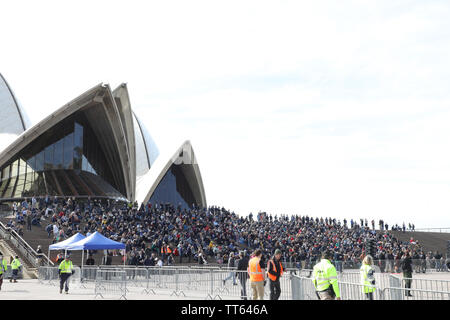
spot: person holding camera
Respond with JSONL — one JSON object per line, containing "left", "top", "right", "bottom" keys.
{"left": 360, "top": 255, "right": 376, "bottom": 300}
{"left": 58, "top": 254, "right": 74, "bottom": 294}
{"left": 312, "top": 250, "right": 341, "bottom": 300}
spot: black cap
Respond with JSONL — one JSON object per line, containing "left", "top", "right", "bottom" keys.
{"left": 321, "top": 250, "right": 333, "bottom": 260}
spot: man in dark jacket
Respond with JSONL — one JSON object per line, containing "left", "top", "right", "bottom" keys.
{"left": 102, "top": 251, "right": 112, "bottom": 265}
{"left": 401, "top": 251, "right": 413, "bottom": 297}
{"left": 86, "top": 255, "right": 95, "bottom": 265}
{"left": 236, "top": 251, "right": 249, "bottom": 300}
{"left": 267, "top": 249, "right": 284, "bottom": 300}
{"left": 26, "top": 212, "right": 32, "bottom": 231}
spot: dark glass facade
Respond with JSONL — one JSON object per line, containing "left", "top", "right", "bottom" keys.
{"left": 148, "top": 164, "right": 197, "bottom": 209}
{"left": 0, "top": 112, "right": 124, "bottom": 199}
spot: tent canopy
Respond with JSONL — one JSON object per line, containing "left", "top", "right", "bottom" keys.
{"left": 65, "top": 231, "right": 125, "bottom": 250}
{"left": 49, "top": 232, "right": 86, "bottom": 250}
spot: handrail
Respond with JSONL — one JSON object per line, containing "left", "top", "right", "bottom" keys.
{"left": 0, "top": 220, "right": 54, "bottom": 267}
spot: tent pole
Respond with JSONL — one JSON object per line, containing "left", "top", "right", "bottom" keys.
{"left": 81, "top": 250, "right": 84, "bottom": 282}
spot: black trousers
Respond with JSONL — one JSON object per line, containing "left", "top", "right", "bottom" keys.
{"left": 238, "top": 276, "right": 247, "bottom": 300}
{"left": 403, "top": 272, "right": 412, "bottom": 296}
{"left": 269, "top": 280, "right": 281, "bottom": 300}
{"left": 365, "top": 292, "right": 374, "bottom": 300}
{"left": 60, "top": 273, "right": 71, "bottom": 292}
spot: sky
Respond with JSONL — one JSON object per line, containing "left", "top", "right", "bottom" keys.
{"left": 1, "top": 0, "right": 450, "bottom": 228}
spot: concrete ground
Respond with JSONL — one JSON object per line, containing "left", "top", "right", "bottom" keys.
{"left": 1, "top": 271, "right": 449, "bottom": 300}
{"left": 0, "top": 279, "right": 209, "bottom": 300}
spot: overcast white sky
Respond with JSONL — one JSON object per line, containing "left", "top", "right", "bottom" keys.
{"left": 1, "top": 0, "right": 450, "bottom": 228}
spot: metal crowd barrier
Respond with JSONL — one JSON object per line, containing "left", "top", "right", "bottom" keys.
{"left": 94, "top": 269, "right": 127, "bottom": 300}
{"left": 381, "top": 287, "right": 450, "bottom": 300}
{"left": 290, "top": 275, "right": 318, "bottom": 300}
{"left": 1, "top": 265, "right": 23, "bottom": 280}
{"left": 339, "top": 281, "right": 382, "bottom": 300}
{"left": 37, "top": 265, "right": 450, "bottom": 300}
{"left": 291, "top": 275, "right": 383, "bottom": 300}
{"left": 338, "top": 270, "right": 391, "bottom": 290}
{"left": 37, "top": 265, "right": 81, "bottom": 289}
{"left": 37, "top": 266, "right": 59, "bottom": 285}
{"left": 397, "top": 276, "right": 450, "bottom": 293}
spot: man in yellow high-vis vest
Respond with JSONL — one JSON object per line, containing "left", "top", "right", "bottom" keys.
{"left": 360, "top": 254, "right": 376, "bottom": 300}
{"left": 58, "top": 255, "right": 74, "bottom": 294}
{"left": 0, "top": 254, "right": 8, "bottom": 290}
{"left": 312, "top": 250, "right": 341, "bottom": 300}
{"left": 10, "top": 256, "right": 21, "bottom": 283}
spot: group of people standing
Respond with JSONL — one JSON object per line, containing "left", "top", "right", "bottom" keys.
{"left": 0, "top": 254, "right": 22, "bottom": 291}
{"left": 311, "top": 249, "right": 417, "bottom": 300}
{"left": 223, "top": 248, "right": 284, "bottom": 300}
{"left": 230, "top": 247, "right": 379, "bottom": 301}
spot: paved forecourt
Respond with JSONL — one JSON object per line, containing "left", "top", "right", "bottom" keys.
{"left": 0, "top": 279, "right": 210, "bottom": 300}
{"left": 1, "top": 271, "right": 450, "bottom": 300}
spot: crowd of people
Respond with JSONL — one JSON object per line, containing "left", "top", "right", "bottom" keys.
{"left": 3, "top": 196, "right": 447, "bottom": 271}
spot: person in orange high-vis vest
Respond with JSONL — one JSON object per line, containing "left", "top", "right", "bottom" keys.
{"left": 161, "top": 243, "right": 167, "bottom": 262}
{"left": 267, "top": 249, "right": 284, "bottom": 300}
{"left": 247, "top": 249, "right": 265, "bottom": 300}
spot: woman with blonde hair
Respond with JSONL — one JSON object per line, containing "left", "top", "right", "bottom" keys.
{"left": 360, "top": 254, "right": 376, "bottom": 300}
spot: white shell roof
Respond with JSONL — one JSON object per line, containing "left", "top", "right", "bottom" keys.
{"left": 0, "top": 73, "right": 31, "bottom": 153}
{"left": 0, "top": 74, "right": 203, "bottom": 205}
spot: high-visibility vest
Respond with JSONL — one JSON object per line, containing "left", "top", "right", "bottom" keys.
{"left": 248, "top": 257, "right": 264, "bottom": 282}
{"left": 11, "top": 259, "right": 21, "bottom": 270}
{"left": 312, "top": 259, "right": 340, "bottom": 298}
{"left": 360, "top": 264, "right": 376, "bottom": 293}
{"left": 0, "top": 259, "right": 7, "bottom": 274}
{"left": 267, "top": 259, "right": 283, "bottom": 281}
{"left": 59, "top": 260, "right": 73, "bottom": 274}
{"left": 167, "top": 246, "right": 172, "bottom": 254}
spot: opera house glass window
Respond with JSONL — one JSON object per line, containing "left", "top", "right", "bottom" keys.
{"left": 149, "top": 164, "right": 197, "bottom": 209}
{"left": 0, "top": 113, "right": 124, "bottom": 199}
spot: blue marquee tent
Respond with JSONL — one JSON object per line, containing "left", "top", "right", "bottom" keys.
{"left": 47, "top": 232, "right": 86, "bottom": 265}
{"left": 67, "top": 231, "right": 126, "bottom": 268}
{"left": 65, "top": 231, "right": 126, "bottom": 268}
{"left": 48, "top": 232, "right": 86, "bottom": 250}
{"left": 66, "top": 231, "right": 125, "bottom": 250}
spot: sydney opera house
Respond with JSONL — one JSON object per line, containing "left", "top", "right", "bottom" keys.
{"left": 0, "top": 73, "right": 206, "bottom": 209}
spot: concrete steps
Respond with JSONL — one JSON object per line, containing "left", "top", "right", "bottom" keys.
{"left": 0, "top": 216, "right": 124, "bottom": 266}
{"left": 389, "top": 230, "right": 450, "bottom": 255}
{"left": 0, "top": 239, "right": 36, "bottom": 279}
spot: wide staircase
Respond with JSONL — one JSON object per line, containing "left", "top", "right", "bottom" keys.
{"left": 0, "top": 214, "right": 125, "bottom": 267}
{"left": 0, "top": 213, "right": 225, "bottom": 268}
{"left": 389, "top": 230, "right": 450, "bottom": 255}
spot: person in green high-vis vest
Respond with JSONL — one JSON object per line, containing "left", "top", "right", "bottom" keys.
{"left": 58, "top": 255, "right": 74, "bottom": 294}
{"left": 0, "top": 254, "right": 8, "bottom": 290}
{"left": 312, "top": 250, "right": 341, "bottom": 300}
{"left": 10, "top": 256, "right": 21, "bottom": 283}
{"left": 360, "top": 255, "right": 376, "bottom": 300}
